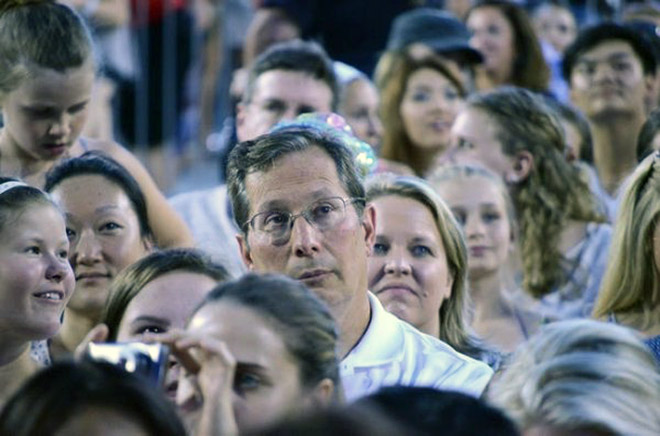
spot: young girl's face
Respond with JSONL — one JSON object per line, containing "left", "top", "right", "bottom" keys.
{"left": 1, "top": 62, "right": 94, "bottom": 161}
{"left": 0, "top": 203, "right": 74, "bottom": 340}
{"left": 368, "top": 195, "right": 453, "bottom": 337}
{"left": 437, "top": 176, "right": 512, "bottom": 279}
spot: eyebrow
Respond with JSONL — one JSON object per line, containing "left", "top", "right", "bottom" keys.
{"left": 257, "top": 191, "right": 340, "bottom": 212}
{"left": 130, "top": 316, "right": 170, "bottom": 326}
{"left": 578, "top": 52, "right": 635, "bottom": 64}
{"left": 235, "top": 362, "right": 267, "bottom": 373}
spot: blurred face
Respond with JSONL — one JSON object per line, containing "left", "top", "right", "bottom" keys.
{"left": 236, "top": 70, "right": 333, "bottom": 141}
{"left": 570, "top": 40, "right": 651, "bottom": 120}
{"left": 533, "top": 5, "right": 577, "bottom": 54}
{"left": 368, "top": 195, "right": 452, "bottom": 337}
{"left": 50, "top": 175, "right": 150, "bottom": 318}
{"left": 436, "top": 177, "right": 512, "bottom": 279}
{"left": 340, "top": 79, "right": 383, "bottom": 151}
{"left": 400, "top": 68, "right": 463, "bottom": 154}
{"left": 186, "top": 301, "right": 309, "bottom": 434}
{"left": 239, "top": 147, "right": 375, "bottom": 315}
{"left": 0, "top": 63, "right": 93, "bottom": 161}
{"left": 447, "top": 107, "right": 515, "bottom": 179}
{"left": 467, "top": 6, "right": 516, "bottom": 82}
{"left": 0, "top": 203, "right": 74, "bottom": 341}
{"left": 116, "top": 270, "right": 219, "bottom": 401}
{"left": 562, "top": 119, "right": 583, "bottom": 162}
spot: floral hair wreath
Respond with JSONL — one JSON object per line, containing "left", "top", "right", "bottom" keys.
{"left": 269, "top": 112, "right": 378, "bottom": 177}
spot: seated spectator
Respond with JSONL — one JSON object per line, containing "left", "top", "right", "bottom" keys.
{"left": 489, "top": 319, "right": 660, "bottom": 435}
{"left": 226, "top": 121, "right": 493, "bottom": 401}
{"left": 154, "top": 273, "right": 340, "bottom": 435}
{"left": 593, "top": 152, "right": 660, "bottom": 361}
{"left": 564, "top": 23, "right": 657, "bottom": 198}
{"left": 169, "top": 39, "right": 338, "bottom": 276}
{"left": 466, "top": 1, "right": 549, "bottom": 93}
{"left": 366, "top": 174, "right": 500, "bottom": 368}
{"left": 0, "top": 0, "right": 193, "bottom": 248}
{"left": 357, "top": 386, "right": 519, "bottom": 436}
{"left": 447, "top": 87, "right": 610, "bottom": 320}
{"left": 44, "top": 152, "right": 154, "bottom": 358}
{"left": 378, "top": 53, "right": 467, "bottom": 177}
{"left": 0, "top": 179, "right": 74, "bottom": 409}
{"left": 431, "top": 164, "right": 542, "bottom": 352}
{"left": 0, "top": 361, "right": 185, "bottom": 435}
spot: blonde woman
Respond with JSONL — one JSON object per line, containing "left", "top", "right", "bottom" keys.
{"left": 366, "top": 174, "right": 500, "bottom": 368}
{"left": 593, "top": 152, "right": 660, "bottom": 359}
{"left": 489, "top": 320, "right": 660, "bottom": 435}
{"left": 431, "top": 164, "right": 541, "bottom": 352}
{"left": 447, "top": 87, "right": 610, "bottom": 320}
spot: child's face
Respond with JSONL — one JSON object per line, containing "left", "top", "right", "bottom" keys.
{"left": 534, "top": 5, "right": 577, "bottom": 54}
{"left": 0, "top": 203, "right": 74, "bottom": 340}
{"left": 1, "top": 62, "right": 94, "bottom": 161}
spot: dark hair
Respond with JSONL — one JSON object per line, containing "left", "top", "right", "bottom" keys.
{"left": 243, "top": 39, "right": 339, "bottom": 111}
{"left": 637, "top": 107, "right": 660, "bottom": 162}
{"left": 102, "top": 248, "right": 232, "bottom": 341}
{"left": 44, "top": 151, "right": 153, "bottom": 242}
{"left": 467, "top": 0, "right": 550, "bottom": 92}
{"left": 0, "top": 177, "right": 55, "bottom": 234}
{"left": 195, "top": 273, "right": 340, "bottom": 390}
{"left": 0, "top": 360, "right": 186, "bottom": 436}
{"left": 227, "top": 128, "right": 366, "bottom": 234}
{"left": 0, "top": 0, "right": 95, "bottom": 101}
{"left": 563, "top": 22, "right": 657, "bottom": 82}
{"left": 357, "top": 386, "right": 520, "bottom": 436}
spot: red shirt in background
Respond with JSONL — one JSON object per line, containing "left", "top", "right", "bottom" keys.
{"left": 131, "top": 0, "right": 186, "bottom": 25}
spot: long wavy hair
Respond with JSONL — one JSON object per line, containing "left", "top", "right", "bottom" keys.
{"left": 467, "top": 87, "right": 603, "bottom": 297}
{"left": 593, "top": 152, "right": 660, "bottom": 326}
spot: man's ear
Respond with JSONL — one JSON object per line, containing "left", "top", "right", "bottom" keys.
{"left": 235, "top": 101, "right": 248, "bottom": 142}
{"left": 236, "top": 233, "right": 254, "bottom": 270}
{"left": 505, "top": 151, "right": 534, "bottom": 183}
{"left": 362, "top": 203, "right": 376, "bottom": 256}
{"left": 305, "top": 378, "right": 335, "bottom": 408}
{"left": 643, "top": 73, "right": 658, "bottom": 111}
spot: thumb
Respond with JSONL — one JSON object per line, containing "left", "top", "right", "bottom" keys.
{"left": 74, "top": 323, "right": 110, "bottom": 361}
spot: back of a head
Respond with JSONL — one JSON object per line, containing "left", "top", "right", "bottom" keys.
{"left": 490, "top": 319, "right": 660, "bottom": 435}
{"left": 563, "top": 22, "right": 657, "bottom": 82}
{"left": 0, "top": 0, "right": 94, "bottom": 100}
{"left": 0, "top": 360, "right": 186, "bottom": 436}
{"left": 243, "top": 39, "right": 339, "bottom": 111}
{"left": 357, "top": 386, "right": 519, "bottom": 436}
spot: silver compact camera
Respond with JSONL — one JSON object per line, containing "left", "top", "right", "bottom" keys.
{"left": 86, "top": 342, "right": 169, "bottom": 387}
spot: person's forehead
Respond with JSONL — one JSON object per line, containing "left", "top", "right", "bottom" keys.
{"left": 576, "top": 39, "right": 640, "bottom": 63}
{"left": 253, "top": 69, "right": 333, "bottom": 104}
{"left": 245, "top": 147, "right": 349, "bottom": 208}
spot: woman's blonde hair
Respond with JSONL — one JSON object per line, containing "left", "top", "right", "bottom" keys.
{"left": 366, "top": 173, "right": 488, "bottom": 360}
{"left": 593, "top": 152, "right": 660, "bottom": 325}
{"left": 467, "top": 87, "right": 603, "bottom": 297}
{"left": 489, "top": 320, "right": 660, "bottom": 435}
{"left": 376, "top": 52, "right": 466, "bottom": 176}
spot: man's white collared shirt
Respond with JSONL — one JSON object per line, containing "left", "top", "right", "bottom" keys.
{"left": 340, "top": 293, "right": 494, "bottom": 402}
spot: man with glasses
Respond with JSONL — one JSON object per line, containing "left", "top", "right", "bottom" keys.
{"left": 564, "top": 23, "right": 657, "bottom": 218}
{"left": 226, "top": 127, "right": 493, "bottom": 402}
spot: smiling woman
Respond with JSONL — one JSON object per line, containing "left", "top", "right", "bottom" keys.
{"left": 43, "top": 152, "right": 154, "bottom": 359}
{"left": 0, "top": 178, "right": 75, "bottom": 409}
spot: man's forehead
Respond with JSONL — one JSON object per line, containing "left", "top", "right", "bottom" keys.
{"left": 253, "top": 69, "right": 332, "bottom": 104}
{"left": 576, "top": 40, "right": 640, "bottom": 63}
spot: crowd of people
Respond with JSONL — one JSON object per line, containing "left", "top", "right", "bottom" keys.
{"left": 1, "top": 0, "right": 660, "bottom": 435}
